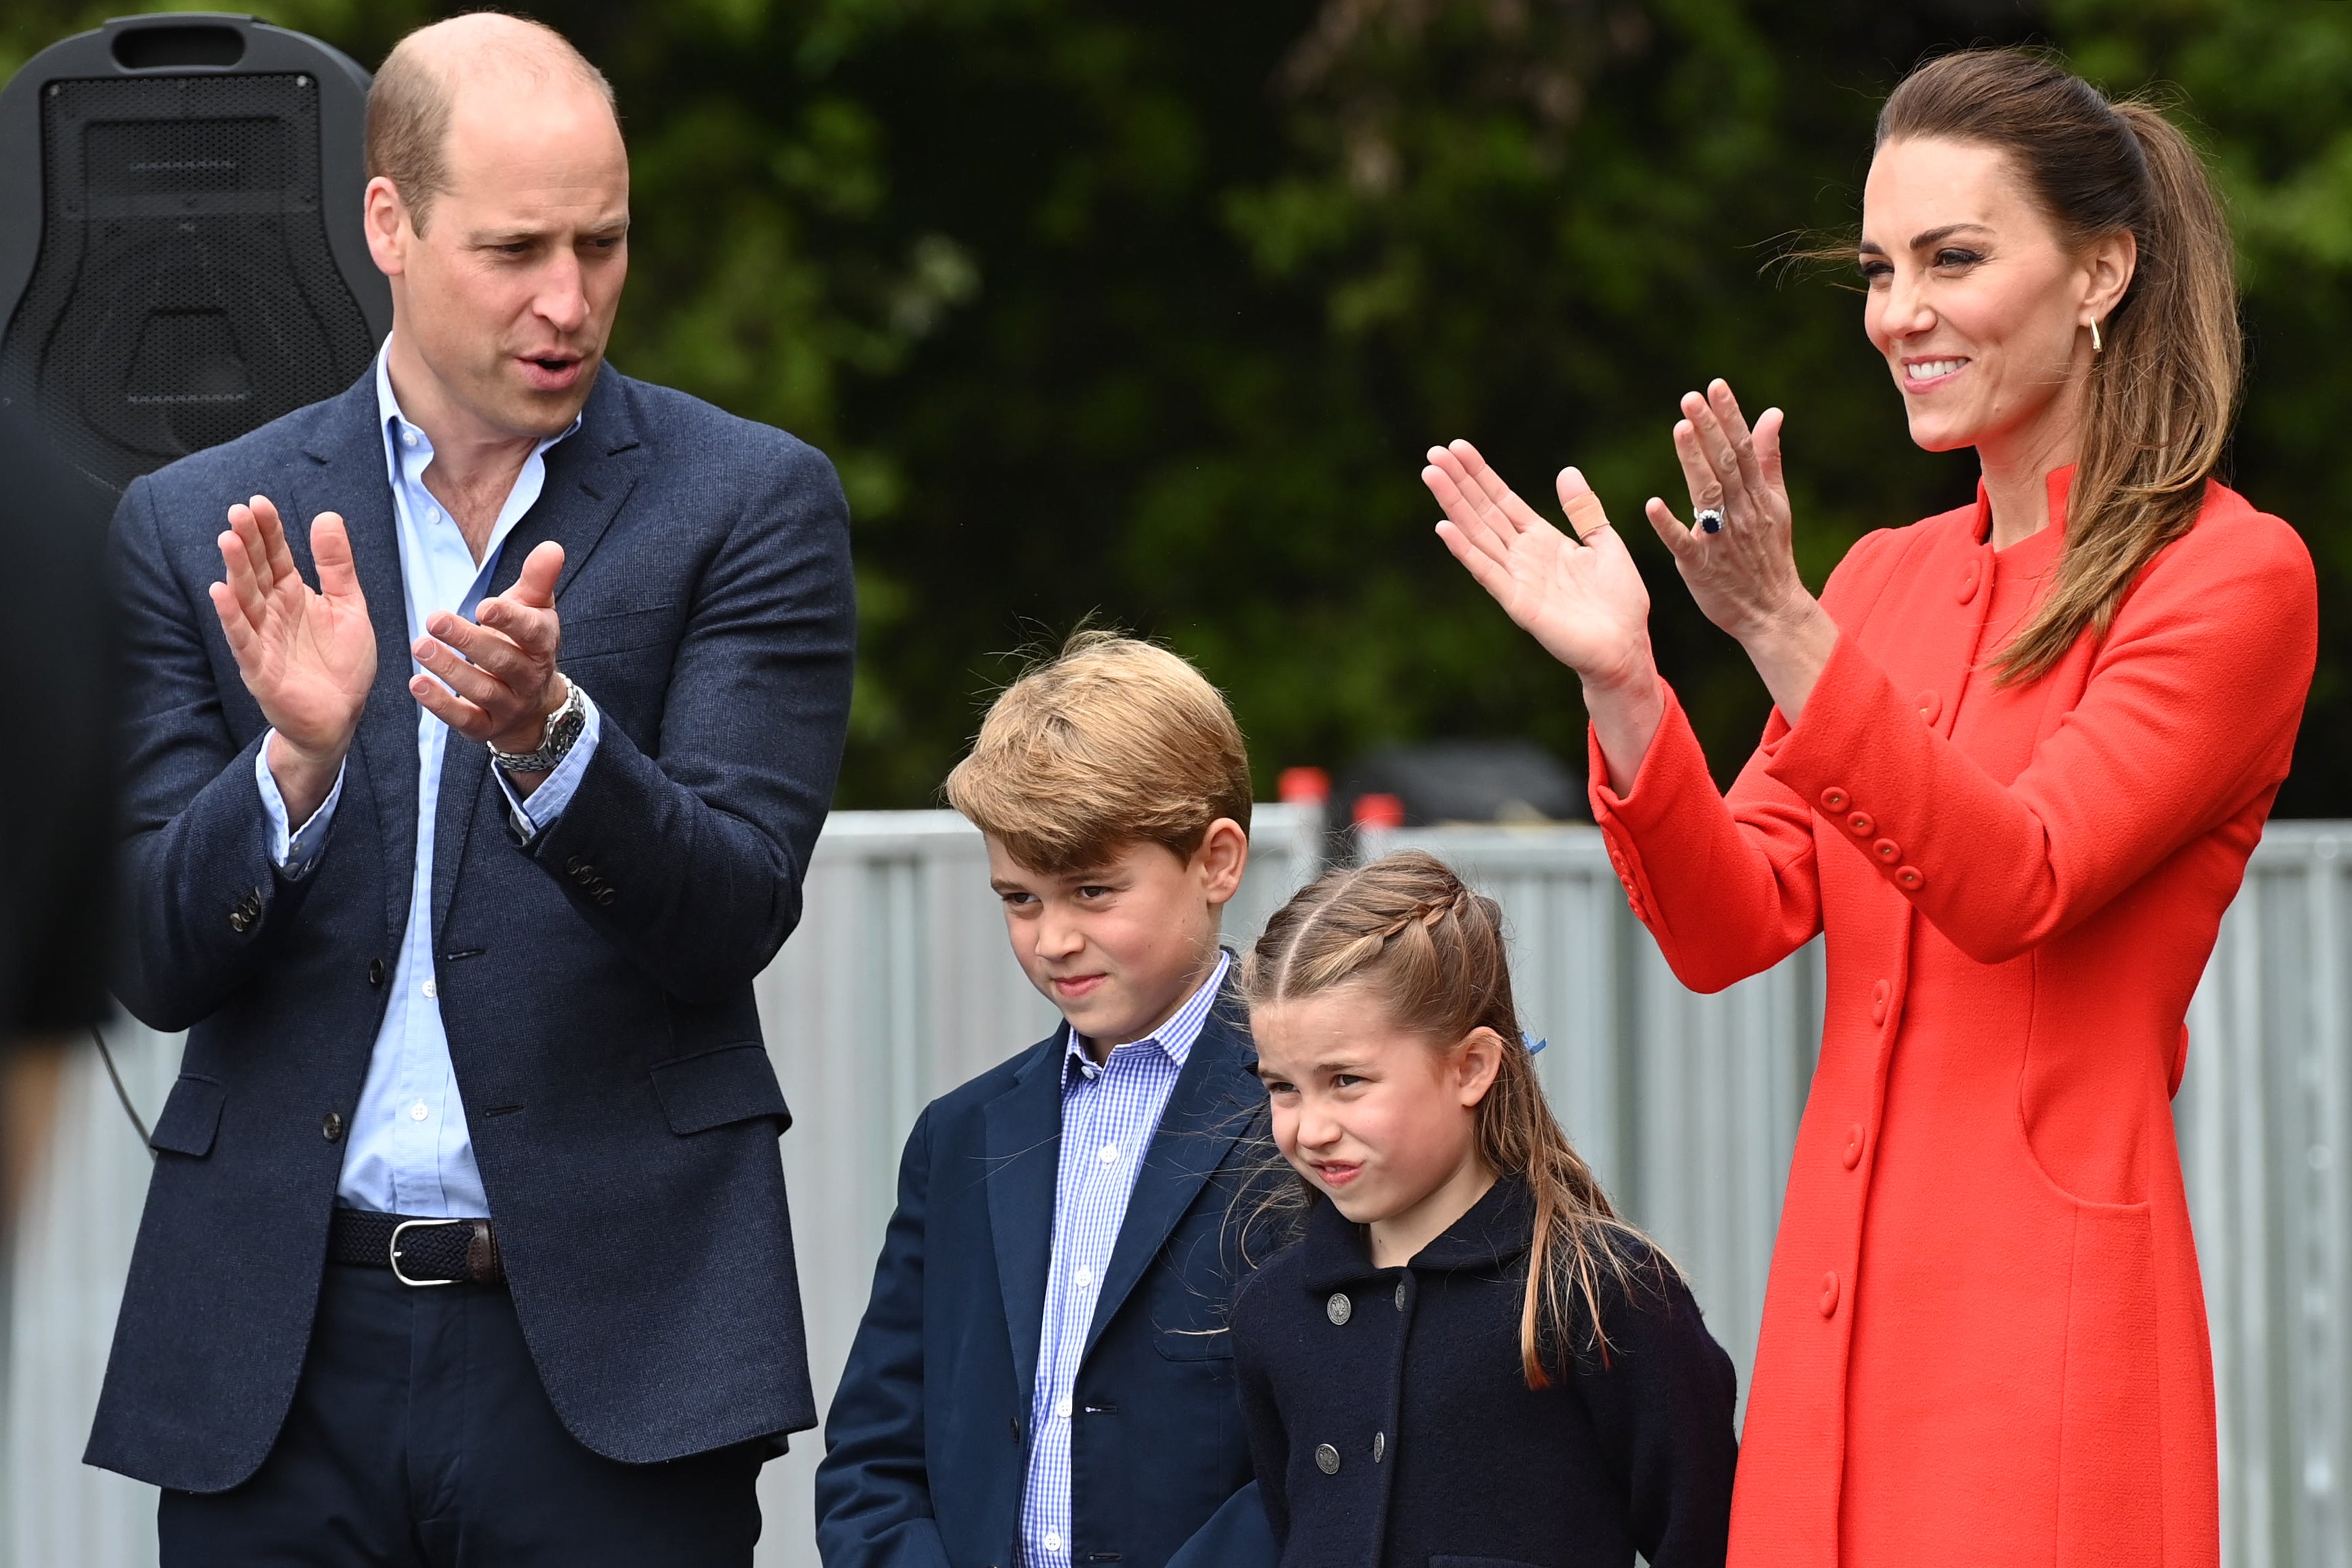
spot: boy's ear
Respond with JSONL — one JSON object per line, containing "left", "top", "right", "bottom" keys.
{"left": 1194, "top": 817, "right": 1250, "bottom": 908}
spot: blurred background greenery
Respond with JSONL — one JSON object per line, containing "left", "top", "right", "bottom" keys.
{"left": 5, "top": 0, "right": 2345, "bottom": 812}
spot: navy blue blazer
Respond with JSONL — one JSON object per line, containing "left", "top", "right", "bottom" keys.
{"left": 87, "top": 366, "right": 855, "bottom": 1492}
{"left": 815, "top": 978, "right": 1282, "bottom": 1568}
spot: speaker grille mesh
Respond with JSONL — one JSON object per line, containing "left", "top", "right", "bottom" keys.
{"left": 0, "top": 74, "right": 375, "bottom": 491}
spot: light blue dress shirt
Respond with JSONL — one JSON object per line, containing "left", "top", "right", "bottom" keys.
{"left": 1019, "top": 950, "right": 1230, "bottom": 1568}
{"left": 254, "top": 339, "right": 599, "bottom": 1217}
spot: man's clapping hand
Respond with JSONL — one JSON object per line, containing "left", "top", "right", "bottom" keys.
{"left": 209, "top": 496, "right": 376, "bottom": 824}
{"left": 410, "top": 540, "right": 568, "bottom": 783}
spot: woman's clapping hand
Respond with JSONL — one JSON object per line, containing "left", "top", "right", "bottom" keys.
{"left": 1422, "top": 441, "right": 1657, "bottom": 694}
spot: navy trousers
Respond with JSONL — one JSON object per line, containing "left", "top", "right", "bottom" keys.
{"left": 158, "top": 1261, "right": 768, "bottom": 1566}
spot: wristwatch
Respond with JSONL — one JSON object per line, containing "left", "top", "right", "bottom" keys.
{"left": 488, "top": 677, "right": 587, "bottom": 775}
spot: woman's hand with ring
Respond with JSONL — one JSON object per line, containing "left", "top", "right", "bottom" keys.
{"left": 1643, "top": 379, "right": 1838, "bottom": 719}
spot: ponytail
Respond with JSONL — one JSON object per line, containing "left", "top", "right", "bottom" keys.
{"left": 1878, "top": 50, "right": 2241, "bottom": 684}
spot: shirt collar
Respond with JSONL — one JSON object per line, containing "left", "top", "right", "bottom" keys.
{"left": 1062, "top": 948, "right": 1232, "bottom": 1084}
{"left": 373, "top": 334, "right": 583, "bottom": 476}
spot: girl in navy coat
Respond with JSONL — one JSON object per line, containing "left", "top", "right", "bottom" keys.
{"left": 1231, "top": 851, "right": 1738, "bottom": 1568}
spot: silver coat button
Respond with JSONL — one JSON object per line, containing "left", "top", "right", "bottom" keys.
{"left": 1326, "top": 1292, "right": 1352, "bottom": 1326}
{"left": 1315, "top": 1442, "right": 1341, "bottom": 1475}
{"left": 1394, "top": 1277, "right": 1407, "bottom": 1310}
{"left": 1373, "top": 1431, "right": 1386, "bottom": 1463}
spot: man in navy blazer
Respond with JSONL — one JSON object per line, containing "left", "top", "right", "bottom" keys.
{"left": 87, "top": 17, "right": 852, "bottom": 1563}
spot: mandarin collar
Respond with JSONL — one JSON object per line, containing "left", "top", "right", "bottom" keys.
{"left": 1970, "top": 463, "right": 2074, "bottom": 552}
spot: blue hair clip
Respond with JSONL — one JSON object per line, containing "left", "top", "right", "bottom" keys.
{"left": 1523, "top": 1032, "right": 1548, "bottom": 1056}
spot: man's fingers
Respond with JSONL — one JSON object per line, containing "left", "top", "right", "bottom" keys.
{"left": 410, "top": 672, "right": 495, "bottom": 740}
{"left": 473, "top": 595, "right": 560, "bottom": 658}
{"left": 219, "top": 529, "right": 272, "bottom": 628}
{"left": 249, "top": 495, "right": 299, "bottom": 587}
{"left": 310, "top": 512, "right": 363, "bottom": 603}
{"left": 206, "top": 579, "right": 259, "bottom": 660}
{"left": 412, "top": 636, "right": 506, "bottom": 708}
{"left": 509, "top": 541, "right": 565, "bottom": 609}
{"left": 424, "top": 613, "right": 537, "bottom": 686}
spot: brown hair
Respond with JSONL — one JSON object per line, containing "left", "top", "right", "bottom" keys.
{"left": 1877, "top": 48, "right": 2240, "bottom": 683}
{"left": 1243, "top": 850, "right": 1667, "bottom": 1386}
{"left": 945, "top": 630, "right": 1252, "bottom": 873}
{"left": 366, "top": 14, "right": 618, "bottom": 235}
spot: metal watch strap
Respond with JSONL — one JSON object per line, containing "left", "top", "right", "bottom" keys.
{"left": 488, "top": 678, "right": 585, "bottom": 775}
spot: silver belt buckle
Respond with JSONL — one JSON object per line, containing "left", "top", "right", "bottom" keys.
{"left": 389, "top": 1217, "right": 468, "bottom": 1288}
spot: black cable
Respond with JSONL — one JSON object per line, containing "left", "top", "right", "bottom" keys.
{"left": 89, "top": 1023, "right": 155, "bottom": 1158}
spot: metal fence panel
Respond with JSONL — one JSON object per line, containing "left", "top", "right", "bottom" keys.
{"left": 3, "top": 808, "right": 2344, "bottom": 1568}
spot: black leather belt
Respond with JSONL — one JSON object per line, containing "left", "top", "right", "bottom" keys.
{"left": 328, "top": 1207, "right": 506, "bottom": 1287}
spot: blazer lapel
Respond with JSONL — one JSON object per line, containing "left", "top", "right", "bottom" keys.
{"left": 985, "top": 1033, "right": 1068, "bottom": 1402}
{"left": 295, "top": 376, "right": 417, "bottom": 944}
{"left": 1083, "top": 980, "right": 1263, "bottom": 1356}
{"left": 428, "top": 371, "right": 648, "bottom": 935}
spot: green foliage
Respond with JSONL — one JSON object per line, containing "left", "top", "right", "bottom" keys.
{"left": 4, "top": 1, "right": 2343, "bottom": 811}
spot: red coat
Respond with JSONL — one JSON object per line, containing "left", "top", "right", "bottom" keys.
{"left": 1588, "top": 471, "right": 2316, "bottom": 1568}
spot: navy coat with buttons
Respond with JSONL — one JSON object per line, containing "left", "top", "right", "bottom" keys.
{"left": 87, "top": 366, "right": 854, "bottom": 1491}
{"left": 1232, "top": 1176, "right": 1739, "bottom": 1568}
{"left": 816, "top": 979, "right": 1284, "bottom": 1568}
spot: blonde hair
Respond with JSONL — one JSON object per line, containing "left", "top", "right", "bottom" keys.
{"left": 367, "top": 14, "right": 618, "bottom": 235}
{"left": 1877, "top": 49, "right": 2240, "bottom": 684}
{"left": 945, "top": 631, "right": 1252, "bottom": 873}
{"left": 1243, "top": 850, "right": 1668, "bottom": 1386}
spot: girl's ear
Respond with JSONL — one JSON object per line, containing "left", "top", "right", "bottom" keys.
{"left": 1454, "top": 1027, "right": 1506, "bottom": 1108}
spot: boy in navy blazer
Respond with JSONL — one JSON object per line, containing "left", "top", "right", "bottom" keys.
{"left": 816, "top": 633, "right": 1277, "bottom": 1568}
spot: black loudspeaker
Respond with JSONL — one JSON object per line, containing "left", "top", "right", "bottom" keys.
{"left": 0, "top": 14, "right": 389, "bottom": 493}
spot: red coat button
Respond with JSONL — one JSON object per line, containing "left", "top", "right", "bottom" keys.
{"left": 1847, "top": 812, "right": 1875, "bottom": 836}
{"left": 1819, "top": 788, "right": 1848, "bottom": 812}
{"left": 1871, "top": 979, "right": 1890, "bottom": 1025}
{"left": 1917, "top": 689, "right": 1940, "bottom": 724}
{"left": 1819, "top": 1271, "right": 1840, "bottom": 1317}
{"left": 1873, "top": 837, "right": 1901, "bottom": 863}
{"left": 1896, "top": 865, "right": 1924, "bottom": 891}
{"left": 1958, "top": 564, "right": 1980, "bottom": 604}
{"left": 1842, "top": 1124, "right": 1864, "bottom": 1169}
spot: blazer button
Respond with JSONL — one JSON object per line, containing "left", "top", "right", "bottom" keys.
{"left": 1315, "top": 1442, "right": 1342, "bottom": 1475}
{"left": 1846, "top": 811, "right": 1875, "bottom": 836}
{"left": 368, "top": 958, "right": 386, "bottom": 987}
{"left": 1896, "top": 865, "right": 1924, "bottom": 891}
{"left": 594, "top": 887, "right": 616, "bottom": 906}
{"left": 322, "top": 1111, "right": 344, "bottom": 1142}
{"left": 1819, "top": 787, "right": 1849, "bottom": 812}
{"left": 228, "top": 906, "right": 252, "bottom": 933}
{"left": 1870, "top": 979, "right": 1890, "bottom": 1026}
{"left": 1916, "top": 689, "right": 1941, "bottom": 725}
{"left": 1842, "top": 1123, "right": 1864, "bottom": 1169}
{"left": 1820, "top": 1270, "right": 1841, "bottom": 1317}
{"left": 1326, "top": 1292, "right": 1352, "bottom": 1326}
{"left": 1872, "top": 838, "right": 1901, "bottom": 864}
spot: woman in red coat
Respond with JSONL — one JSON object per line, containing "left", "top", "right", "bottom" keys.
{"left": 1422, "top": 49, "right": 2316, "bottom": 1568}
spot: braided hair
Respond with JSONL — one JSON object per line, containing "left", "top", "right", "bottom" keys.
{"left": 1242, "top": 850, "right": 1670, "bottom": 1386}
